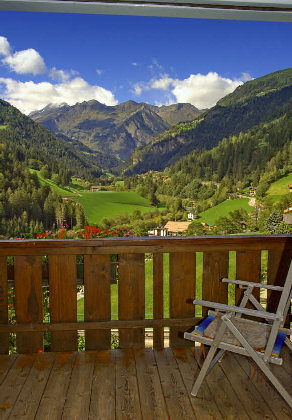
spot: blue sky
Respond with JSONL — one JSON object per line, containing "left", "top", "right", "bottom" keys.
{"left": 0, "top": 11, "right": 291, "bottom": 114}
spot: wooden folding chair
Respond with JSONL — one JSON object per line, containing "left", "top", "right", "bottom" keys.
{"left": 184, "top": 261, "right": 292, "bottom": 409}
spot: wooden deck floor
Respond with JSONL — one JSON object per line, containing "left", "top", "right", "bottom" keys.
{"left": 0, "top": 347, "right": 291, "bottom": 419}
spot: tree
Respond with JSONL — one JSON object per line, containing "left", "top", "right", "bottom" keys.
{"left": 149, "top": 192, "right": 159, "bottom": 207}
{"left": 265, "top": 211, "right": 283, "bottom": 233}
{"left": 40, "top": 165, "right": 51, "bottom": 179}
{"left": 187, "top": 222, "right": 205, "bottom": 236}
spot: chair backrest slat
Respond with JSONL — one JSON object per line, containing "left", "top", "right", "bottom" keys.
{"left": 277, "top": 261, "right": 292, "bottom": 327}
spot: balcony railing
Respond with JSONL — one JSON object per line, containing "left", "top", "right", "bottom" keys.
{"left": 0, "top": 234, "right": 291, "bottom": 354}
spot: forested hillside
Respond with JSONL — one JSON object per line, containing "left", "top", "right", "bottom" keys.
{"left": 125, "top": 69, "right": 292, "bottom": 174}
{"left": 126, "top": 112, "right": 292, "bottom": 208}
{"left": 0, "top": 100, "right": 103, "bottom": 181}
{"left": 0, "top": 142, "right": 87, "bottom": 238}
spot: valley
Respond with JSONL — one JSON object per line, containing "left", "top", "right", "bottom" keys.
{"left": 0, "top": 68, "right": 291, "bottom": 238}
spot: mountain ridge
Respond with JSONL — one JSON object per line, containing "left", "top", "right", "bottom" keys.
{"left": 30, "top": 100, "right": 202, "bottom": 161}
{"left": 124, "top": 69, "right": 292, "bottom": 175}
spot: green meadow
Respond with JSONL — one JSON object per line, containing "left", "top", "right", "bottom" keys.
{"left": 30, "top": 169, "right": 76, "bottom": 196}
{"left": 197, "top": 198, "right": 252, "bottom": 225}
{"left": 267, "top": 173, "right": 292, "bottom": 202}
{"left": 75, "top": 191, "right": 157, "bottom": 224}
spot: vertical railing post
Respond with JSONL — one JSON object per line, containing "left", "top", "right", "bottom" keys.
{"left": 169, "top": 252, "right": 196, "bottom": 347}
{"left": 14, "top": 256, "right": 43, "bottom": 353}
{"left": 0, "top": 257, "right": 8, "bottom": 354}
{"left": 49, "top": 255, "right": 77, "bottom": 352}
{"left": 118, "top": 253, "right": 145, "bottom": 349}
{"left": 202, "top": 251, "right": 229, "bottom": 316}
{"left": 236, "top": 250, "right": 261, "bottom": 306}
{"left": 84, "top": 254, "right": 111, "bottom": 350}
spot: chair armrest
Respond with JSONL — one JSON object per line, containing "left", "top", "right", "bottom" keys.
{"left": 193, "top": 299, "right": 281, "bottom": 321}
{"left": 221, "top": 278, "right": 284, "bottom": 291}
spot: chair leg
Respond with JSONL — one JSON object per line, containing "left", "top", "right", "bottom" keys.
{"left": 206, "top": 349, "right": 226, "bottom": 375}
{"left": 191, "top": 320, "right": 227, "bottom": 396}
{"left": 223, "top": 316, "right": 292, "bottom": 409}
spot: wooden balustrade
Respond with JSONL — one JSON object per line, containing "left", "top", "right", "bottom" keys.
{"left": 0, "top": 235, "right": 291, "bottom": 354}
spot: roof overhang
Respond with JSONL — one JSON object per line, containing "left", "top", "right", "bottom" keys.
{"left": 0, "top": 0, "right": 292, "bottom": 22}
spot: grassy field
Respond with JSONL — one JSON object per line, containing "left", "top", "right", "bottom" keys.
{"left": 197, "top": 198, "right": 252, "bottom": 225}
{"left": 30, "top": 169, "right": 76, "bottom": 196}
{"left": 267, "top": 173, "right": 292, "bottom": 201}
{"left": 77, "top": 251, "right": 268, "bottom": 321}
{"left": 75, "top": 191, "right": 158, "bottom": 224}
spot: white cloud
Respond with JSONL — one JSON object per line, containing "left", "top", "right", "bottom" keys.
{"left": 0, "top": 76, "right": 118, "bottom": 114}
{"left": 240, "top": 72, "right": 253, "bottom": 82}
{"left": 49, "top": 67, "right": 79, "bottom": 82}
{"left": 2, "top": 48, "right": 46, "bottom": 75}
{"left": 96, "top": 69, "right": 103, "bottom": 75}
{"left": 172, "top": 73, "right": 243, "bottom": 109}
{"left": 133, "top": 72, "right": 246, "bottom": 109}
{"left": 148, "top": 58, "right": 163, "bottom": 72}
{"left": 151, "top": 74, "right": 173, "bottom": 90}
{"left": 0, "top": 36, "right": 11, "bottom": 57}
{"left": 131, "top": 62, "right": 139, "bottom": 67}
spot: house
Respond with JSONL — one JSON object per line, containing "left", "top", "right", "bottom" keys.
{"left": 148, "top": 227, "right": 168, "bottom": 236}
{"left": 164, "top": 221, "right": 191, "bottom": 236}
{"left": 187, "top": 212, "right": 196, "bottom": 220}
{"left": 90, "top": 185, "right": 103, "bottom": 192}
{"left": 249, "top": 187, "right": 257, "bottom": 197}
{"left": 283, "top": 207, "right": 292, "bottom": 225}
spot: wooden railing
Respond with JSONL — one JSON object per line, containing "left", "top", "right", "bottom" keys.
{"left": 0, "top": 235, "right": 291, "bottom": 354}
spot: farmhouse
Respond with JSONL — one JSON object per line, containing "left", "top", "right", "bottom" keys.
{"left": 148, "top": 226, "right": 168, "bottom": 236}
{"left": 90, "top": 185, "right": 103, "bottom": 192}
{"left": 164, "top": 221, "right": 191, "bottom": 236}
{"left": 249, "top": 187, "right": 257, "bottom": 196}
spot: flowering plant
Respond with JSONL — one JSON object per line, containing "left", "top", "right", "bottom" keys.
{"left": 36, "top": 225, "right": 134, "bottom": 239}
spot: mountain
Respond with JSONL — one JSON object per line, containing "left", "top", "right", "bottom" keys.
{"left": 0, "top": 99, "right": 103, "bottom": 180}
{"left": 30, "top": 100, "right": 201, "bottom": 161}
{"left": 124, "top": 68, "right": 292, "bottom": 174}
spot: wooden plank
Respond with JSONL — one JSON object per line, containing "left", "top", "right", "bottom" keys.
{"left": 234, "top": 353, "right": 292, "bottom": 419}
{"left": 84, "top": 254, "right": 111, "bottom": 350}
{"left": 8, "top": 353, "right": 55, "bottom": 419}
{"left": 0, "top": 234, "right": 290, "bottom": 252}
{"left": 14, "top": 256, "right": 43, "bottom": 353}
{"left": 153, "top": 253, "right": 164, "bottom": 349}
{"left": 49, "top": 255, "right": 77, "bottom": 352}
{"left": 189, "top": 347, "right": 249, "bottom": 419}
{"left": 236, "top": 250, "right": 261, "bottom": 306}
{"left": 115, "top": 349, "right": 142, "bottom": 420}
{"left": 220, "top": 353, "right": 276, "bottom": 419}
{"left": 89, "top": 350, "right": 116, "bottom": 420}
{"left": 0, "top": 354, "right": 35, "bottom": 419}
{"left": 134, "top": 348, "right": 167, "bottom": 419}
{"left": 202, "top": 251, "right": 229, "bottom": 317}
{"left": 173, "top": 347, "right": 223, "bottom": 419}
{"left": 0, "top": 317, "right": 200, "bottom": 333}
{"left": 35, "top": 352, "right": 76, "bottom": 419}
{"left": 62, "top": 351, "right": 96, "bottom": 419}
{"left": 169, "top": 252, "right": 196, "bottom": 347}
{"left": 0, "top": 257, "right": 8, "bottom": 354}
{"left": 118, "top": 253, "right": 145, "bottom": 349}
{"left": 154, "top": 348, "right": 195, "bottom": 418}
{"left": 267, "top": 249, "right": 291, "bottom": 323}
{"left": 0, "top": 354, "right": 17, "bottom": 385}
